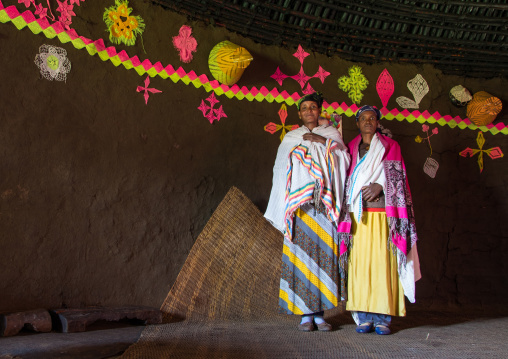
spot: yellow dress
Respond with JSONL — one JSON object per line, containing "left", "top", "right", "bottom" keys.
{"left": 345, "top": 209, "right": 406, "bottom": 316}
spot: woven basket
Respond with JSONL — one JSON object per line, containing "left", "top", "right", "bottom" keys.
{"left": 466, "top": 91, "right": 502, "bottom": 126}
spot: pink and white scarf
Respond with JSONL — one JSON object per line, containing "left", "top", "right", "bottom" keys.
{"left": 338, "top": 133, "right": 420, "bottom": 302}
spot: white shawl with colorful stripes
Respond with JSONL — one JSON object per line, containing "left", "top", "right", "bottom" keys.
{"left": 264, "top": 125, "right": 350, "bottom": 240}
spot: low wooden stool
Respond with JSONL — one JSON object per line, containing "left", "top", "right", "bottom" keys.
{"left": 0, "top": 309, "right": 52, "bottom": 337}
{"left": 50, "top": 306, "right": 162, "bottom": 333}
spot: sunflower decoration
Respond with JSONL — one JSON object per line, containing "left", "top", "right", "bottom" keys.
{"left": 103, "top": 0, "right": 145, "bottom": 46}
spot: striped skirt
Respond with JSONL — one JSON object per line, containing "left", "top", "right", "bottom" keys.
{"left": 278, "top": 203, "right": 343, "bottom": 315}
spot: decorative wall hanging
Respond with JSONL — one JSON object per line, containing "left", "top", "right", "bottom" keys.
{"left": 377, "top": 122, "right": 392, "bottom": 139}
{"left": 103, "top": 0, "right": 145, "bottom": 46}
{"left": 34, "top": 44, "right": 71, "bottom": 81}
{"left": 198, "top": 92, "right": 227, "bottom": 124}
{"left": 172, "top": 25, "right": 197, "bottom": 63}
{"left": 264, "top": 104, "right": 299, "bottom": 142}
{"left": 319, "top": 111, "right": 342, "bottom": 136}
{"left": 4, "top": 3, "right": 508, "bottom": 135}
{"left": 376, "top": 68, "right": 394, "bottom": 108}
{"left": 415, "top": 124, "right": 439, "bottom": 178}
{"left": 17, "top": 0, "right": 83, "bottom": 30}
{"left": 396, "top": 74, "right": 429, "bottom": 109}
{"left": 337, "top": 66, "right": 369, "bottom": 104}
{"left": 449, "top": 85, "right": 472, "bottom": 107}
{"left": 136, "top": 75, "right": 161, "bottom": 105}
{"left": 466, "top": 91, "right": 502, "bottom": 127}
{"left": 459, "top": 131, "right": 503, "bottom": 173}
{"left": 270, "top": 44, "right": 330, "bottom": 92}
{"left": 208, "top": 41, "right": 253, "bottom": 85}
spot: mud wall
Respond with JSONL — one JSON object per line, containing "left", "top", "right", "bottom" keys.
{"left": 0, "top": 0, "right": 506, "bottom": 312}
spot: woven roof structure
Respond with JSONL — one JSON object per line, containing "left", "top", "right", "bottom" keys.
{"left": 152, "top": 0, "right": 507, "bottom": 78}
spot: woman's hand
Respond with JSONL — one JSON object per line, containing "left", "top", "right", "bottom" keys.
{"left": 361, "top": 183, "right": 383, "bottom": 202}
{"left": 302, "top": 133, "right": 326, "bottom": 145}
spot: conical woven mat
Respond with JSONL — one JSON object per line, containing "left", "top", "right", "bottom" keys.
{"left": 160, "top": 186, "right": 284, "bottom": 322}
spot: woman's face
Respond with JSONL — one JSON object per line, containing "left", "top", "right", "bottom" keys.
{"left": 356, "top": 110, "right": 379, "bottom": 135}
{"left": 298, "top": 101, "right": 321, "bottom": 129}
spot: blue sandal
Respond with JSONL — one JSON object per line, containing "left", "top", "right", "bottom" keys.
{"left": 374, "top": 325, "right": 391, "bottom": 335}
{"left": 355, "top": 322, "right": 373, "bottom": 333}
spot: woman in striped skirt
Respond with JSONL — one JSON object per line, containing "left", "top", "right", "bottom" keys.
{"left": 264, "top": 92, "right": 350, "bottom": 331}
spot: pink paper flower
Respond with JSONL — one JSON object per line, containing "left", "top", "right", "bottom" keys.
{"left": 172, "top": 25, "right": 197, "bottom": 63}
{"left": 432, "top": 127, "right": 439, "bottom": 135}
{"left": 18, "top": 0, "right": 33, "bottom": 8}
{"left": 35, "top": 3, "right": 48, "bottom": 18}
{"left": 422, "top": 124, "right": 429, "bottom": 132}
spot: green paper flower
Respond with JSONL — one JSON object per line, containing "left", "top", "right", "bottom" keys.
{"left": 338, "top": 66, "right": 369, "bottom": 104}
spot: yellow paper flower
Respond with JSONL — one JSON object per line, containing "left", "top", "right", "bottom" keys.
{"left": 103, "top": 0, "right": 145, "bottom": 46}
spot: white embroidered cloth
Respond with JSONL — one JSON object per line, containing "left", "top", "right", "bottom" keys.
{"left": 264, "top": 125, "right": 350, "bottom": 234}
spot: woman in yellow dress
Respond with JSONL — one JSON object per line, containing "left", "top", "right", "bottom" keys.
{"left": 337, "top": 105, "right": 421, "bottom": 335}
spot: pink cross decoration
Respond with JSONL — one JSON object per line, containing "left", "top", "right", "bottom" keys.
{"left": 313, "top": 66, "right": 330, "bottom": 83}
{"left": 172, "top": 25, "right": 198, "bottom": 63}
{"left": 302, "top": 83, "right": 315, "bottom": 95}
{"left": 198, "top": 92, "right": 227, "bottom": 124}
{"left": 293, "top": 45, "right": 309, "bottom": 64}
{"left": 264, "top": 104, "right": 299, "bottom": 142}
{"left": 459, "top": 131, "right": 504, "bottom": 173}
{"left": 270, "top": 44, "right": 329, "bottom": 91}
{"left": 291, "top": 67, "right": 312, "bottom": 89}
{"left": 270, "top": 67, "right": 288, "bottom": 86}
{"left": 136, "top": 75, "right": 162, "bottom": 105}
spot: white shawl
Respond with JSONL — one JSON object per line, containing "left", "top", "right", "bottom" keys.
{"left": 347, "top": 133, "right": 386, "bottom": 222}
{"left": 264, "top": 125, "right": 350, "bottom": 234}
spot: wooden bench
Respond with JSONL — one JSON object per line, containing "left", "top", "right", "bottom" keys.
{"left": 50, "top": 306, "right": 162, "bottom": 333}
{"left": 0, "top": 309, "right": 52, "bottom": 337}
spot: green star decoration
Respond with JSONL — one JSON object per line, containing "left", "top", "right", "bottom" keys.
{"left": 338, "top": 66, "right": 369, "bottom": 104}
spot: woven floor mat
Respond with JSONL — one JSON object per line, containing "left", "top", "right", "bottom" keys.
{"left": 160, "top": 186, "right": 284, "bottom": 322}
{"left": 119, "top": 187, "right": 508, "bottom": 358}
{"left": 120, "top": 311, "right": 508, "bottom": 358}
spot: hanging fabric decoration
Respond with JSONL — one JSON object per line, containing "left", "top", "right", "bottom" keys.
{"left": 264, "top": 104, "right": 299, "bottom": 142}
{"left": 198, "top": 92, "right": 227, "bottom": 124}
{"left": 34, "top": 44, "right": 71, "bottom": 82}
{"left": 337, "top": 66, "right": 369, "bottom": 104}
{"left": 377, "top": 122, "right": 392, "bottom": 139}
{"left": 319, "top": 111, "right": 342, "bottom": 136}
{"left": 376, "top": 68, "right": 394, "bottom": 108}
{"left": 172, "top": 25, "right": 197, "bottom": 63}
{"left": 270, "top": 45, "right": 330, "bottom": 91}
{"left": 136, "top": 75, "right": 162, "bottom": 105}
{"left": 103, "top": 0, "right": 145, "bottom": 46}
{"left": 396, "top": 74, "right": 429, "bottom": 109}
{"left": 466, "top": 91, "right": 502, "bottom": 127}
{"left": 415, "top": 124, "right": 439, "bottom": 178}
{"left": 459, "top": 131, "right": 503, "bottom": 173}
{"left": 208, "top": 41, "right": 253, "bottom": 85}
{"left": 449, "top": 85, "right": 472, "bottom": 107}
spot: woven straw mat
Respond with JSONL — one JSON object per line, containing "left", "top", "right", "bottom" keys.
{"left": 164, "top": 186, "right": 283, "bottom": 322}
{"left": 119, "top": 187, "right": 508, "bottom": 359}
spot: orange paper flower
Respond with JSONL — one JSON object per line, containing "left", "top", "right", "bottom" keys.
{"left": 103, "top": 0, "right": 144, "bottom": 46}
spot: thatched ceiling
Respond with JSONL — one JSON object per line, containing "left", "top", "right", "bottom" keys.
{"left": 152, "top": 0, "right": 508, "bottom": 78}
